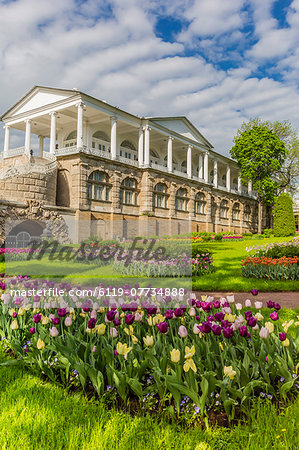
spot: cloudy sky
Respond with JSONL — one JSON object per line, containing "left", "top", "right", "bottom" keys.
{"left": 1, "top": 0, "right": 299, "bottom": 156}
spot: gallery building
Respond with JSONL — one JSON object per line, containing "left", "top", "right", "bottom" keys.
{"left": 0, "top": 86, "right": 261, "bottom": 244}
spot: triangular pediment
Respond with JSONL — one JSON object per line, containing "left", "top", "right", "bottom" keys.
{"left": 1, "top": 86, "right": 79, "bottom": 119}
{"left": 149, "top": 116, "right": 213, "bottom": 148}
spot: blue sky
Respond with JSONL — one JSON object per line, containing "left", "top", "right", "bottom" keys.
{"left": 1, "top": 0, "right": 299, "bottom": 156}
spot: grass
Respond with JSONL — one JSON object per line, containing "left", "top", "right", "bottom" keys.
{"left": 0, "top": 348, "right": 298, "bottom": 450}
{"left": 192, "top": 236, "right": 299, "bottom": 292}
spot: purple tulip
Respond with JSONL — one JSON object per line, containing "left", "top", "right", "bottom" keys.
{"left": 52, "top": 316, "right": 60, "bottom": 325}
{"left": 33, "top": 314, "right": 42, "bottom": 323}
{"left": 279, "top": 333, "right": 287, "bottom": 341}
{"left": 247, "top": 316, "right": 257, "bottom": 328}
{"left": 270, "top": 311, "right": 279, "bottom": 321}
{"left": 88, "top": 318, "right": 97, "bottom": 329}
{"left": 267, "top": 301, "right": 275, "bottom": 308}
{"left": 125, "top": 313, "right": 135, "bottom": 325}
{"left": 57, "top": 308, "right": 67, "bottom": 317}
{"left": 113, "top": 318, "right": 121, "bottom": 327}
{"left": 250, "top": 289, "right": 259, "bottom": 296}
{"left": 174, "top": 308, "right": 184, "bottom": 317}
{"left": 147, "top": 305, "right": 157, "bottom": 315}
{"left": 196, "top": 300, "right": 202, "bottom": 308}
{"left": 29, "top": 327, "right": 35, "bottom": 335}
{"left": 245, "top": 311, "right": 253, "bottom": 320}
{"left": 180, "top": 304, "right": 187, "bottom": 313}
{"left": 222, "top": 327, "right": 233, "bottom": 338}
{"left": 239, "top": 325, "right": 249, "bottom": 337}
{"left": 221, "top": 320, "right": 230, "bottom": 328}
{"left": 213, "top": 301, "right": 221, "bottom": 309}
{"left": 214, "top": 312, "right": 225, "bottom": 322}
{"left": 156, "top": 322, "right": 169, "bottom": 333}
{"left": 201, "top": 302, "right": 213, "bottom": 312}
{"left": 199, "top": 322, "right": 212, "bottom": 334}
{"left": 12, "top": 312, "right": 17, "bottom": 318}
{"left": 106, "top": 310, "right": 117, "bottom": 322}
{"left": 212, "top": 324, "right": 222, "bottom": 335}
{"left": 165, "top": 309, "right": 174, "bottom": 319}
{"left": 274, "top": 303, "right": 281, "bottom": 311}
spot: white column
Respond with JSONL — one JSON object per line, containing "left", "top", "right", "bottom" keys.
{"left": 167, "top": 136, "right": 173, "bottom": 173}
{"left": 198, "top": 153, "right": 203, "bottom": 179}
{"left": 3, "top": 125, "right": 10, "bottom": 156}
{"left": 144, "top": 125, "right": 150, "bottom": 166}
{"left": 77, "top": 102, "right": 84, "bottom": 149}
{"left": 213, "top": 159, "right": 218, "bottom": 187}
{"left": 110, "top": 116, "right": 117, "bottom": 160}
{"left": 138, "top": 125, "right": 143, "bottom": 166}
{"left": 238, "top": 174, "right": 242, "bottom": 193}
{"left": 49, "top": 112, "right": 57, "bottom": 154}
{"left": 248, "top": 180, "right": 252, "bottom": 196}
{"left": 187, "top": 145, "right": 192, "bottom": 178}
{"left": 204, "top": 152, "right": 209, "bottom": 183}
{"left": 25, "top": 119, "right": 31, "bottom": 155}
{"left": 226, "top": 165, "right": 231, "bottom": 192}
{"left": 38, "top": 135, "right": 44, "bottom": 158}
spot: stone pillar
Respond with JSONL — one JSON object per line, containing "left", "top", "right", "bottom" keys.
{"left": 24, "top": 119, "right": 31, "bottom": 156}
{"left": 3, "top": 125, "right": 10, "bottom": 157}
{"left": 110, "top": 116, "right": 117, "bottom": 160}
{"left": 187, "top": 145, "right": 192, "bottom": 178}
{"left": 248, "top": 180, "right": 252, "bottom": 197}
{"left": 240, "top": 203, "right": 244, "bottom": 234}
{"left": 38, "top": 135, "right": 44, "bottom": 157}
{"left": 168, "top": 183, "right": 177, "bottom": 236}
{"left": 238, "top": 174, "right": 242, "bottom": 194}
{"left": 228, "top": 199, "right": 233, "bottom": 232}
{"left": 139, "top": 171, "right": 153, "bottom": 213}
{"left": 49, "top": 112, "right": 57, "bottom": 154}
{"left": 213, "top": 159, "right": 218, "bottom": 187}
{"left": 167, "top": 136, "right": 173, "bottom": 173}
{"left": 204, "top": 152, "right": 209, "bottom": 183}
{"left": 144, "top": 125, "right": 150, "bottom": 166}
{"left": 198, "top": 153, "right": 203, "bottom": 179}
{"left": 206, "top": 191, "right": 213, "bottom": 232}
{"left": 138, "top": 126, "right": 143, "bottom": 167}
{"left": 77, "top": 102, "right": 84, "bottom": 149}
{"left": 226, "top": 165, "right": 231, "bottom": 192}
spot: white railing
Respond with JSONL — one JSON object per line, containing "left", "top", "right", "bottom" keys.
{"left": 55, "top": 146, "right": 79, "bottom": 156}
{"left": 117, "top": 155, "right": 139, "bottom": 167}
{"left": 150, "top": 162, "right": 167, "bottom": 172}
{"left": 43, "top": 152, "right": 56, "bottom": 161}
{"left": 0, "top": 160, "right": 57, "bottom": 180}
{"left": 4, "top": 146, "right": 26, "bottom": 158}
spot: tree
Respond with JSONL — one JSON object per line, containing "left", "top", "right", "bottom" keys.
{"left": 236, "top": 119, "right": 299, "bottom": 195}
{"left": 230, "top": 125, "right": 286, "bottom": 233}
{"left": 273, "top": 193, "right": 296, "bottom": 237}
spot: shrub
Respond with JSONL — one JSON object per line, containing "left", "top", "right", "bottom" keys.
{"left": 273, "top": 193, "right": 296, "bottom": 237}
{"left": 263, "top": 228, "right": 273, "bottom": 238}
{"left": 214, "top": 233, "right": 223, "bottom": 241}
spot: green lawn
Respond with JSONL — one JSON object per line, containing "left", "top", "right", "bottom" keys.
{"left": 0, "top": 348, "right": 298, "bottom": 450}
{"left": 193, "top": 236, "right": 299, "bottom": 292}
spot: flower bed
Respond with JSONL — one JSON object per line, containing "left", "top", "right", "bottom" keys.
{"left": 241, "top": 256, "right": 299, "bottom": 280}
{"left": 0, "top": 276, "right": 298, "bottom": 420}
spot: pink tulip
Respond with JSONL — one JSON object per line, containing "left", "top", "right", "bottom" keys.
{"left": 49, "top": 326, "right": 59, "bottom": 337}
{"left": 259, "top": 327, "right": 269, "bottom": 339}
{"left": 65, "top": 317, "right": 72, "bottom": 327}
{"left": 189, "top": 307, "right": 196, "bottom": 317}
{"left": 255, "top": 301, "right": 263, "bottom": 309}
{"left": 193, "top": 323, "right": 201, "bottom": 335}
{"left": 92, "top": 346, "right": 97, "bottom": 353}
{"left": 178, "top": 325, "right": 188, "bottom": 338}
{"left": 245, "top": 299, "right": 252, "bottom": 307}
{"left": 110, "top": 327, "right": 118, "bottom": 338}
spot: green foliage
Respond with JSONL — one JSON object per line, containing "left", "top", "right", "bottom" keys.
{"left": 241, "top": 263, "right": 299, "bottom": 280}
{"left": 230, "top": 125, "right": 286, "bottom": 204}
{"left": 273, "top": 193, "right": 296, "bottom": 237}
{"left": 214, "top": 233, "right": 223, "bottom": 241}
{"left": 263, "top": 228, "right": 274, "bottom": 238}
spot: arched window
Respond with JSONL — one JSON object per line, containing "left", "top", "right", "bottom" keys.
{"left": 232, "top": 178, "right": 238, "bottom": 190}
{"left": 222, "top": 174, "right": 226, "bottom": 187}
{"left": 194, "top": 192, "right": 206, "bottom": 214}
{"left": 244, "top": 204, "right": 251, "bottom": 222}
{"left": 87, "top": 171, "right": 110, "bottom": 201}
{"left": 120, "top": 140, "right": 137, "bottom": 160}
{"left": 153, "top": 183, "right": 168, "bottom": 208}
{"left": 65, "top": 130, "right": 77, "bottom": 147}
{"left": 92, "top": 131, "right": 110, "bottom": 152}
{"left": 232, "top": 202, "right": 240, "bottom": 220}
{"left": 220, "top": 200, "right": 229, "bottom": 219}
{"left": 175, "top": 188, "right": 188, "bottom": 211}
{"left": 120, "top": 177, "right": 138, "bottom": 205}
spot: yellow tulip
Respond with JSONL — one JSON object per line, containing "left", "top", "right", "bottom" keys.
{"left": 10, "top": 319, "right": 18, "bottom": 330}
{"left": 96, "top": 324, "right": 106, "bottom": 335}
{"left": 282, "top": 320, "right": 294, "bottom": 333}
{"left": 18, "top": 307, "right": 26, "bottom": 316}
{"left": 224, "top": 314, "right": 236, "bottom": 323}
{"left": 32, "top": 308, "right": 40, "bottom": 314}
{"left": 219, "top": 342, "right": 224, "bottom": 351}
{"left": 41, "top": 316, "right": 50, "bottom": 325}
{"left": 37, "top": 338, "right": 45, "bottom": 350}
{"left": 183, "top": 358, "right": 197, "bottom": 373}
{"left": 170, "top": 348, "right": 181, "bottom": 363}
{"left": 99, "top": 307, "right": 106, "bottom": 314}
{"left": 8, "top": 308, "right": 15, "bottom": 316}
{"left": 255, "top": 313, "right": 264, "bottom": 321}
{"left": 223, "top": 365, "right": 237, "bottom": 380}
{"left": 132, "top": 335, "right": 138, "bottom": 345}
{"left": 185, "top": 345, "right": 195, "bottom": 359}
{"left": 265, "top": 322, "right": 274, "bottom": 333}
{"left": 282, "top": 338, "right": 290, "bottom": 347}
{"left": 147, "top": 316, "right": 154, "bottom": 326}
{"left": 116, "top": 342, "right": 132, "bottom": 356}
{"left": 143, "top": 336, "right": 154, "bottom": 347}
{"left": 124, "top": 325, "right": 134, "bottom": 335}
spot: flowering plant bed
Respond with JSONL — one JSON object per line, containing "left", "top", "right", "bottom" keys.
{"left": 241, "top": 256, "right": 299, "bottom": 280}
{"left": 0, "top": 276, "right": 298, "bottom": 421}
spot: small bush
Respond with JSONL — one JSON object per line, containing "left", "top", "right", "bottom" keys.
{"left": 273, "top": 193, "right": 296, "bottom": 237}
{"left": 214, "top": 233, "right": 223, "bottom": 241}
{"left": 263, "top": 228, "right": 273, "bottom": 238}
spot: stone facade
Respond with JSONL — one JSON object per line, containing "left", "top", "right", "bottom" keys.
{"left": 0, "top": 86, "right": 264, "bottom": 244}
